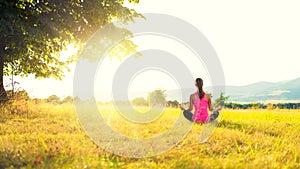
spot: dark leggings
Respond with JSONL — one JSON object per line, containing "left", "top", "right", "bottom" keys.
{"left": 183, "top": 110, "right": 219, "bottom": 122}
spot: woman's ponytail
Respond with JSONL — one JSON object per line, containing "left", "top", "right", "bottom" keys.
{"left": 196, "top": 78, "right": 204, "bottom": 99}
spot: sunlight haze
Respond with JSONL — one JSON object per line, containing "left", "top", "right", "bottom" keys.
{"left": 4, "top": 0, "right": 300, "bottom": 100}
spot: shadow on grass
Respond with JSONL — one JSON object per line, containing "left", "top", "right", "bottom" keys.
{"left": 218, "top": 120, "right": 281, "bottom": 137}
{"left": 0, "top": 119, "right": 7, "bottom": 123}
{"left": 218, "top": 120, "right": 244, "bottom": 130}
{"left": 0, "top": 151, "right": 28, "bottom": 169}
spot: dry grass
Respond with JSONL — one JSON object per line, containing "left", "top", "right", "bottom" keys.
{"left": 0, "top": 101, "right": 300, "bottom": 168}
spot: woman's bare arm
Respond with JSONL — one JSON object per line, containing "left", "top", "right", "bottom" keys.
{"left": 180, "top": 94, "right": 194, "bottom": 111}
{"left": 206, "top": 94, "right": 223, "bottom": 111}
{"left": 206, "top": 94, "right": 213, "bottom": 111}
{"left": 187, "top": 95, "right": 194, "bottom": 111}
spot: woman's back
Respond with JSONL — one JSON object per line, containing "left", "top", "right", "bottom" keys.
{"left": 192, "top": 92, "right": 209, "bottom": 122}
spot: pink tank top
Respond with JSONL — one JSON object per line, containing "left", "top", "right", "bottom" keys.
{"left": 192, "top": 92, "right": 210, "bottom": 123}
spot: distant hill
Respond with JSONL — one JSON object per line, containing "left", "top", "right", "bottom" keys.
{"left": 95, "top": 77, "right": 300, "bottom": 103}
{"left": 213, "top": 77, "right": 300, "bottom": 102}
{"left": 165, "top": 77, "right": 300, "bottom": 103}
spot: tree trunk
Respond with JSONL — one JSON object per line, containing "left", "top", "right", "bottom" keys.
{"left": 0, "top": 55, "right": 7, "bottom": 102}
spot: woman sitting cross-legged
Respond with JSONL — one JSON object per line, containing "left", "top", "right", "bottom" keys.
{"left": 180, "top": 78, "right": 222, "bottom": 123}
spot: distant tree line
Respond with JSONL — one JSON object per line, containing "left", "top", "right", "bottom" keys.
{"left": 5, "top": 90, "right": 73, "bottom": 104}
{"left": 130, "top": 90, "right": 180, "bottom": 108}
{"left": 225, "top": 102, "right": 300, "bottom": 110}
{"left": 5, "top": 90, "right": 300, "bottom": 109}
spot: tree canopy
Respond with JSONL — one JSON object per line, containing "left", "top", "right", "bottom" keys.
{"left": 147, "top": 89, "right": 167, "bottom": 106}
{"left": 214, "top": 92, "right": 229, "bottom": 107}
{"left": 131, "top": 97, "right": 148, "bottom": 106}
{"left": 0, "top": 0, "right": 141, "bottom": 101}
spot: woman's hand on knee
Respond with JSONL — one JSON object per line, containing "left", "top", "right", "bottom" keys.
{"left": 179, "top": 104, "right": 186, "bottom": 111}
{"left": 211, "top": 105, "right": 222, "bottom": 112}
{"left": 214, "top": 105, "right": 223, "bottom": 111}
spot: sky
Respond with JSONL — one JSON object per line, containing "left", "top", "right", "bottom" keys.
{"left": 4, "top": 0, "right": 300, "bottom": 100}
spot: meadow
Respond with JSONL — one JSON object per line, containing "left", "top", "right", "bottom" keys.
{"left": 0, "top": 101, "right": 300, "bottom": 169}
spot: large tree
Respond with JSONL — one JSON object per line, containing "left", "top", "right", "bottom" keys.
{"left": 132, "top": 97, "right": 148, "bottom": 106}
{"left": 147, "top": 89, "right": 167, "bottom": 106}
{"left": 0, "top": 0, "right": 141, "bottom": 101}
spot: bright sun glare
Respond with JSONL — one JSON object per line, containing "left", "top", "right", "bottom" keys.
{"left": 59, "top": 43, "right": 79, "bottom": 61}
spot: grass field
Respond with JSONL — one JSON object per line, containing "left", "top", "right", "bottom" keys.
{"left": 1, "top": 101, "right": 300, "bottom": 169}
